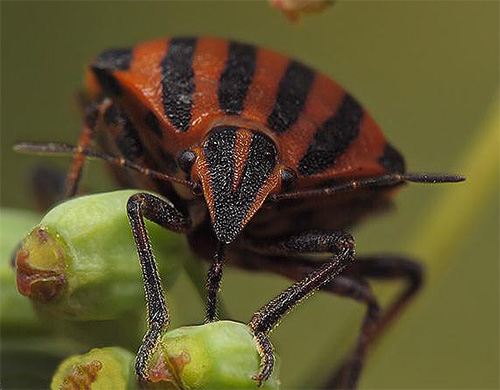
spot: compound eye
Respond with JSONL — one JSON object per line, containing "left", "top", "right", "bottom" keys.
{"left": 177, "top": 150, "right": 197, "bottom": 174}
{"left": 280, "top": 168, "right": 298, "bottom": 192}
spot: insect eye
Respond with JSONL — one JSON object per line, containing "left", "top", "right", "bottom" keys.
{"left": 280, "top": 168, "right": 298, "bottom": 192}
{"left": 177, "top": 150, "right": 197, "bottom": 174}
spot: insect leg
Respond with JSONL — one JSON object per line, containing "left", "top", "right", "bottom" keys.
{"left": 324, "top": 254, "right": 423, "bottom": 389}
{"left": 64, "top": 98, "right": 112, "bottom": 198}
{"left": 205, "top": 242, "right": 225, "bottom": 323}
{"left": 237, "top": 247, "right": 421, "bottom": 389}
{"left": 126, "top": 192, "right": 192, "bottom": 380}
{"left": 246, "top": 231, "right": 356, "bottom": 385}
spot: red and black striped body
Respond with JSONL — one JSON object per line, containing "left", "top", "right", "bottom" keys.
{"left": 86, "top": 36, "right": 405, "bottom": 246}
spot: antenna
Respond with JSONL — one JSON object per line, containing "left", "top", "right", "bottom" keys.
{"left": 14, "top": 142, "right": 197, "bottom": 191}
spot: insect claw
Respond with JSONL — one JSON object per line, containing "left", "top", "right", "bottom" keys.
{"left": 252, "top": 374, "right": 265, "bottom": 387}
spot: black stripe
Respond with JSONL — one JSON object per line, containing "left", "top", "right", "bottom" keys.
{"left": 161, "top": 37, "right": 197, "bottom": 132}
{"left": 237, "top": 131, "right": 277, "bottom": 206}
{"left": 298, "top": 94, "right": 364, "bottom": 176}
{"left": 90, "top": 48, "right": 133, "bottom": 96}
{"left": 116, "top": 117, "right": 144, "bottom": 162}
{"left": 90, "top": 67, "right": 123, "bottom": 96}
{"left": 267, "top": 60, "right": 316, "bottom": 134}
{"left": 378, "top": 143, "right": 406, "bottom": 174}
{"left": 95, "top": 48, "right": 133, "bottom": 71}
{"left": 145, "top": 111, "right": 163, "bottom": 139}
{"left": 108, "top": 106, "right": 143, "bottom": 162}
{"left": 204, "top": 126, "right": 237, "bottom": 225}
{"left": 218, "top": 42, "right": 257, "bottom": 115}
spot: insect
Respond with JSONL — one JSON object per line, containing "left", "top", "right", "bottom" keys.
{"left": 16, "top": 36, "right": 464, "bottom": 388}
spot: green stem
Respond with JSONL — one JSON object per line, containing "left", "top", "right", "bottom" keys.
{"left": 408, "top": 95, "right": 499, "bottom": 279}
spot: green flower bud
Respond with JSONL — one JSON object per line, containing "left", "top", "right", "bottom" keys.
{"left": 15, "top": 190, "right": 186, "bottom": 320}
{"left": 50, "top": 347, "right": 136, "bottom": 390}
{"left": 1, "top": 209, "right": 81, "bottom": 388}
{"left": 0, "top": 208, "right": 45, "bottom": 335}
{"left": 145, "top": 321, "right": 280, "bottom": 389}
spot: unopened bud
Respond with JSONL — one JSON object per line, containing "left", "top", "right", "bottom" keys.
{"left": 16, "top": 227, "right": 67, "bottom": 302}
{"left": 145, "top": 321, "right": 280, "bottom": 389}
{"left": 0, "top": 208, "right": 49, "bottom": 335}
{"left": 15, "top": 190, "right": 185, "bottom": 320}
{"left": 50, "top": 347, "right": 136, "bottom": 390}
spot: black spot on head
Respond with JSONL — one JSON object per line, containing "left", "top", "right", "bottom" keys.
{"left": 267, "top": 60, "right": 316, "bottom": 134}
{"left": 145, "top": 111, "right": 163, "bottom": 138}
{"left": 298, "top": 94, "right": 363, "bottom": 176}
{"left": 378, "top": 143, "right": 406, "bottom": 174}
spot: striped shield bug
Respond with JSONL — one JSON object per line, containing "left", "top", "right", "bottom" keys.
{"left": 16, "top": 36, "right": 464, "bottom": 388}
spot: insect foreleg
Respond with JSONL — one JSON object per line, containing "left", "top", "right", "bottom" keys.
{"left": 65, "top": 98, "right": 112, "bottom": 198}
{"left": 246, "top": 230, "right": 356, "bottom": 385}
{"left": 236, "top": 241, "right": 423, "bottom": 389}
{"left": 324, "top": 255, "right": 423, "bottom": 389}
{"left": 205, "top": 242, "right": 225, "bottom": 323}
{"left": 250, "top": 252, "right": 422, "bottom": 389}
{"left": 126, "top": 192, "right": 192, "bottom": 380}
{"left": 342, "top": 255, "right": 423, "bottom": 340}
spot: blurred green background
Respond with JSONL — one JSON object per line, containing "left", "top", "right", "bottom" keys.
{"left": 1, "top": 1, "right": 498, "bottom": 389}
